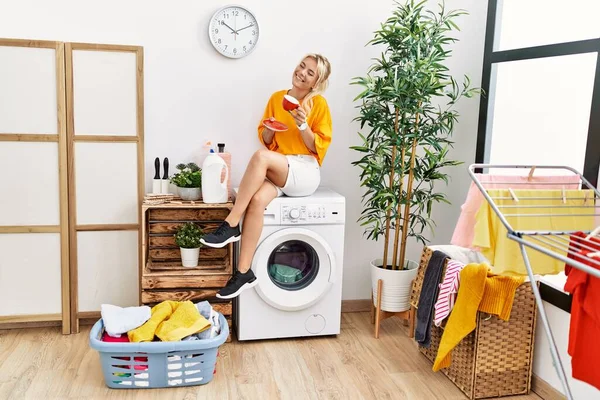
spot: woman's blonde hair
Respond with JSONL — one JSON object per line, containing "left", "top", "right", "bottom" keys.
{"left": 300, "top": 54, "right": 331, "bottom": 114}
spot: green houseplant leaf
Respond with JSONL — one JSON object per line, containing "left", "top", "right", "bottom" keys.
{"left": 174, "top": 222, "right": 204, "bottom": 249}
{"left": 170, "top": 162, "right": 202, "bottom": 188}
{"left": 350, "top": 0, "right": 481, "bottom": 270}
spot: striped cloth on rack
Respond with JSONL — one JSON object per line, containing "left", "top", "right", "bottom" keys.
{"left": 433, "top": 259, "right": 466, "bottom": 327}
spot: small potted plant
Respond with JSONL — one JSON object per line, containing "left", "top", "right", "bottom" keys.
{"left": 170, "top": 162, "right": 202, "bottom": 201}
{"left": 174, "top": 222, "right": 204, "bottom": 267}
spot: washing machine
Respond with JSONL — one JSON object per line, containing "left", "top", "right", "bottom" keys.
{"left": 235, "top": 187, "right": 345, "bottom": 341}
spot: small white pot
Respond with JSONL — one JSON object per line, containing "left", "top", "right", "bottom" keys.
{"left": 371, "top": 258, "right": 419, "bottom": 312}
{"left": 178, "top": 187, "right": 201, "bottom": 201}
{"left": 180, "top": 247, "right": 200, "bottom": 267}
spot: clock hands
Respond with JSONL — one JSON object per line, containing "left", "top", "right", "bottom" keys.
{"left": 222, "top": 21, "right": 236, "bottom": 34}
{"left": 236, "top": 23, "right": 254, "bottom": 33}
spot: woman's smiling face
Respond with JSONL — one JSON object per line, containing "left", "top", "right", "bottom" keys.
{"left": 292, "top": 57, "right": 318, "bottom": 91}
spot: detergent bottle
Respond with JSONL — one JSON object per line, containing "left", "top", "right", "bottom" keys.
{"left": 201, "top": 147, "right": 229, "bottom": 203}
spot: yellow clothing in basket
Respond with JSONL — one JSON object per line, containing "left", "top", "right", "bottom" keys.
{"left": 473, "top": 189, "right": 596, "bottom": 275}
{"left": 128, "top": 300, "right": 210, "bottom": 342}
{"left": 433, "top": 264, "right": 524, "bottom": 371}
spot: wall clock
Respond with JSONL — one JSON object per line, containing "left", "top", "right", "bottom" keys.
{"left": 209, "top": 5, "right": 259, "bottom": 59}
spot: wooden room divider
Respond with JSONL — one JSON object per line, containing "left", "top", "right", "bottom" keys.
{"left": 0, "top": 38, "right": 145, "bottom": 334}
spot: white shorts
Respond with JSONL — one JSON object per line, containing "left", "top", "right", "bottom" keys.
{"left": 272, "top": 155, "right": 320, "bottom": 197}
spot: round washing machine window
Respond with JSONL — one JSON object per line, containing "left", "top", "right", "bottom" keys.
{"left": 267, "top": 240, "right": 319, "bottom": 291}
{"left": 252, "top": 228, "right": 336, "bottom": 311}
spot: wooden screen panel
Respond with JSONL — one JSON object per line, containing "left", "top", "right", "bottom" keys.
{"left": 0, "top": 142, "right": 60, "bottom": 226}
{"left": 0, "top": 39, "right": 69, "bottom": 334}
{"left": 72, "top": 50, "right": 137, "bottom": 136}
{"left": 0, "top": 46, "right": 57, "bottom": 134}
{"left": 0, "top": 233, "right": 62, "bottom": 315}
{"left": 77, "top": 231, "right": 139, "bottom": 311}
{"left": 74, "top": 142, "right": 138, "bottom": 225}
{"left": 66, "top": 42, "right": 144, "bottom": 333}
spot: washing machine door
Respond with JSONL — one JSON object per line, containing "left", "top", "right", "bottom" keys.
{"left": 251, "top": 227, "right": 336, "bottom": 311}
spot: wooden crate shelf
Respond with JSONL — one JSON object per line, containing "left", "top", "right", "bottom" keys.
{"left": 140, "top": 198, "right": 235, "bottom": 342}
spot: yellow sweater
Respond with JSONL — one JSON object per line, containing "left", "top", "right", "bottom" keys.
{"left": 257, "top": 90, "right": 333, "bottom": 166}
{"left": 432, "top": 263, "right": 524, "bottom": 371}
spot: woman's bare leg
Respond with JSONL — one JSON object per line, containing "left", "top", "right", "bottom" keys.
{"left": 237, "top": 181, "right": 279, "bottom": 273}
{"left": 225, "top": 149, "right": 288, "bottom": 227}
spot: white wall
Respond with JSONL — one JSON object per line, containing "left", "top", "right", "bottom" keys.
{"left": 0, "top": 0, "right": 488, "bottom": 300}
{"left": 533, "top": 300, "right": 599, "bottom": 398}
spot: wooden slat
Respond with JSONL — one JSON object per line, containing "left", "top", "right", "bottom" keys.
{"left": 0, "top": 313, "right": 62, "bottom": 323}
{"left": 0, "top": 134, "right": 58, "bottom": 142}
{"left": 149, "top": 208, "right": 230, "bottom": 222}
{"left": 149, "top": 247, "right": 228, "bottom": 261}
{"left": 56, "top": 42, "right": 71, "bottom": 335}
{"left": 69, "top": 42, "right": 142, "bottom": 52}
{"left": 146, "top": 260, "right": 232, "bottom": 274}
{"left": 149, "top": 221, "right": 220, "bottom": 235}
{"left": 76, "top": 224, "right": 139, "bottom": 231}
{"left": 73, "top": 135, "right": 139, "bottom": 142}
{"left": 142, "top": 274, "right": 230, "bottom": 289}
{"left": 65, "top": 42, "right": 79, "bottom": 334}
{"left": 0, "top": 38, "right": 59, "bottom": 48}
{"left": 143, "top": 199, "right": 234, "bottom": 212}
{"left": 136, "top": 46, "right": 145, "bottom": 310}
{"left": 142, "top": 289, "right": 219, "bottom": 304}
{"left": 0, "top": 225, "right": 60, "bottom": 233}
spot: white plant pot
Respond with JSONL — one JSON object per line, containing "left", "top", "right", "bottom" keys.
{"left": 180, "top": 247, "right": 200, "bottom": 267}
{"left": 178, "top": 187, "right": 201, "bottom": 201}
{"left": 371, "top": 258, "right": 419, "bottom": 312}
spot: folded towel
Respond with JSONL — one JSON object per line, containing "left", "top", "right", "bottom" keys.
{"left": 415, "top": 250, "right": 448, "bottom": 347}
{"left": 128, "top": 300, "right": 210, "bottom": 342}
{"left": 100, "top": 304, "right": 151, "bottom": 338}
{"left": 433, "top": 264, "right": 524, "bottom": 371}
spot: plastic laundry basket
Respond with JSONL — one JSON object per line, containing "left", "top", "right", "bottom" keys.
{"left": 89, "top": 313, "right": 229, "bottom": 389}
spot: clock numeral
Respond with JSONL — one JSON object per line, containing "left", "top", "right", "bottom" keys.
{"left": 224, "top": 45, "right": 228, "bottom": 50}
{"left": 249, "top": 40, "right": 253, "bottom": 45}
{"left": 232, "top": 10, "right": 239, "bottom": 16}
{"left": 218, "top": 38, "right": 222, "bottom": 44}
{"left": 243, "top": 46, "right": 247, "bottom": 52}
{"left": 233, "top": 48, "right": 237, "bottom": 54}
{"left": 244, "top": 14, "right": 247, "bottom": 19}
{"left": 220, "top": 20, "right": 225, "bottom": 25}
{"left": 224, "top": 13, "right": 229, "bottom": 19}
{"left": 252, "top": 30, "right": 256, "bottom": 36}
{"left": 214, "top": 28, "right": 218, "bottom": 34}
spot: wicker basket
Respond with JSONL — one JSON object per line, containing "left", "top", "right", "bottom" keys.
{"left": 410, "top": 246, "right": 538, "bottom": 399}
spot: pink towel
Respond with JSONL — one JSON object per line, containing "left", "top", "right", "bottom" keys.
{"left": 451, "top": 174, "right": 581, "bottom": 249}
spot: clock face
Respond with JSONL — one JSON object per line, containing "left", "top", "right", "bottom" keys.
{"left": 209, "top": 5, "right": 259, "bottom": 59}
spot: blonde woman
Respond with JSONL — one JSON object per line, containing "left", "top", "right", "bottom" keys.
{"left": 200, "top": 54, "right": 333, "bottom": 299}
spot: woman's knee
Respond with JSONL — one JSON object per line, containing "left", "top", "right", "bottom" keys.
{"left": 250, "top": 149, "right": 270, "bottom": 167}
{"left": 249, "top": 188, "right": 275, "bottom": 210}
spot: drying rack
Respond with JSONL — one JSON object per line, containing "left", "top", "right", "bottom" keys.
{"left": 468, "top": 164, "right": 600, "bottom": 400}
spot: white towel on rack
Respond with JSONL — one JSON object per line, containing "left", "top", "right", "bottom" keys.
{"left": 101, "top": 304, "right": 151, "bottom": 338}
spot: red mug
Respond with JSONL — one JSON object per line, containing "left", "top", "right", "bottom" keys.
{"left": 282, "top": 94, "right": 299, "bottom": 111}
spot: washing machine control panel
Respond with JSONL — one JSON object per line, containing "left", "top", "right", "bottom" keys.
{"left": 281, "top": 203, "right": 344, "bottom": 224}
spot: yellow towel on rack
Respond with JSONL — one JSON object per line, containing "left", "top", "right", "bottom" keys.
{"left": 433, "top": 264, "right": 524, "bottom": 371}
{"left": 473, "top": 189, "right": 596, "bottom": 276}
{"left": 128, "top": 300, "right": 210, "bottom": 342}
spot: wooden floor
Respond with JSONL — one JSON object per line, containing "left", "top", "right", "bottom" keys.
{"left": 0, "top": 312, "right": 541, "bottom": 400}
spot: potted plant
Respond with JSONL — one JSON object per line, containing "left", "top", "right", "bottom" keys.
{"left": 351, "top": 1, "right": 480, "bottom": 313}
{"left": 170, "top": 162, "right": 202, "bottom": 201}
{"left": 174, "top": 222, "right": 204, "bottom": 267}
